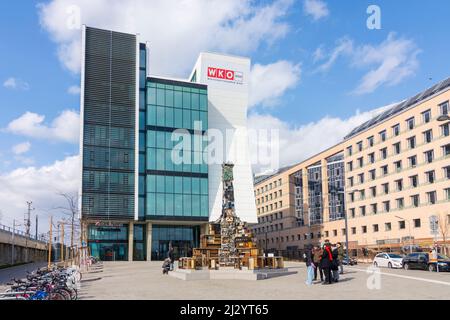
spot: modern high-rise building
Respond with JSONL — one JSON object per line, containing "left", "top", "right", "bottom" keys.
{"left": 253, "top": 77, "right": 450, "bottom": 258}
{"left": 79, "top": 26, "right": 256, "bottom": 261}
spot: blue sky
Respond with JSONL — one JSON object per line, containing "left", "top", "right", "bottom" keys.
{"left": 0, "top": 0, "right": 449, "bottom": 229}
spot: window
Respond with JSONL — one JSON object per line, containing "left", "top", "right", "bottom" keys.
{"left": 373, "top": 224, "right": 379, "bottom": 232}
{"left": 411, "top": 194, "right": 420, "bottom": 208}
{"left": 424, "top": 150, "right": 434, "bottom": 163}
{"left": 382, "top": 183, "right": 389, "bottom": 194}
{"left": 368, "top": 136, "right": 374, "bottom": 147}
{"left": 440, "top": 101, "right": 449, "bottom": 115}
{"left": 394, "top": 160, "right": 402, "bottom": 171}
{"left": 398, "top": 221, "right": 406, "bottom": 230}
{"left": 371, "top": 203, "right": 378, "bottom": 214}
{"left": 407, "top": 136, "right": 416, "bottom": 149}
{"left": 414, "top": 219, "right": 421, "bottom": 228}
{"left": 381, "top": 165, "right": 388, "bottom": 176}
{"left": 383, "top": 201, "right": 390, "bottom": 212}
{"left": 369, "top": 169, "right": 376, "bottom": 180}
{"left": 348, "top": 161, "right": 353, "bottom": 172}
{"left": 422, "top": 110, "right": 431, "bottom": 123}
{"left": 370, "top": 186, "right": 377, "bottom": 197}
{"left": 392, "top": 124, "right": 400, "bottom": 137}
{"left": 350, "top": 208, "right": 355, "bottom": 218}
{"left": 441, "top": 123, "right": 450, "bottom": 137}
{"left": 380, "top": 148, "right": 388, "bottom": 159}
{"left": 347, "top": 146, "right": 353, "bottom": 156}
{"left": 385, "top": 223, "right": 392, "bottom": 231}
{"left": 358, "top": 157, "right": 364, "bottom": 167}
{"left": 351, "top": 227, "right": 356, "bottom": 235}
{"left": 358, "top": 173, "right": 364, "bottom": 184}
{"left": 408, "top": 155, "right": 417, "bottom": 167}
{"left": 423, "top": 130, "right": 433, "bottom": 143}
{"left": 360, "top": 206, "right": 366, "bottom": 216}
{"left": 348, "top": 177, "right": 354, "bottom": 187}
{"left": 333, "top": 230, "right": 337, "bottom": 237}
{"left": 410, "top": 175, "right": 418, "bottom": 188}
{"left": 443, "top": 144, "right": 450, "bottom": 156}
{"left": 445, "top": 188, "right": 450, "bottom": 201}
{"left": 393, "top": 142, "right": 401, "bottom": 155}
{"left": 325, "top": 231, "right": 329, "bottom": 238}
{"left": 426, "top": 170, "right": 435, "bottom": 184}
{"left": 379, "top": 130, "right": 387, "bottom": 142}
{"left": 362, "top": 226, "right": 367, "bottom": 234}
{"left": 444, "top": 166, "right": 450, "bottom": 179}
{"left": 357, "top": 141, "right": 363, "bottom": 152}
{"left": 427, "top": 191, "right": 437, "bottom": 205}
{"left": 369, "top": 153, "right": 375, "bottom": 164}
{"left": 406, "top": 117, "right": 415, "bottom": 130}
{"left": 396, "top": 198, "right": 404, "bottom": 209}
{"left": 350, "top": 192, "right": 355, "bottom": 202}
{"left": 395, "top": 179, "right": 403, "bottom": 191}
{"left": 360, "top": 189, "right": 365, "bottom": 200}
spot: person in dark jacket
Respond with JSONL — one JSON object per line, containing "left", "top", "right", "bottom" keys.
{"left": 168, "top": 247, "right": 174, "bottom": 271}
{"left": 313, "top": 246, "right": 323, "bottom": 282}
{"left": 331, "top": 244, "right": 340, "bottom": 282}
{"left": 320, "top": 241, "right": 333, "bottom": 285}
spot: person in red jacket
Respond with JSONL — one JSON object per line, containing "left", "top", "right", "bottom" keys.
{"left": 320, "top": 240, "right": 333, "bottom": 285}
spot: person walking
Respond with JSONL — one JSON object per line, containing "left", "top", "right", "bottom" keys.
{"left": 313, "top": 246, "right": 323, "bottom": 282}
{"left": 320, "top": 241, "right": 333, "bottom": 285}
{"left": 304, "top": 245, "right": 315, "bottom": 286}
{"left": 337, "top": 242, "right": 345, "bottom": 275}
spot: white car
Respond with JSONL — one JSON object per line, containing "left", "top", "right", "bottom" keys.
{"left": 373, "top": 253, "right": 404, "bottom": 269}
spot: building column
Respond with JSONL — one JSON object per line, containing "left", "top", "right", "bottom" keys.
{"left": 146, "top": 223, "right": 152, "bottom": 261}
{"left": 128, "top": 222, "right": 134, "bottom": 262}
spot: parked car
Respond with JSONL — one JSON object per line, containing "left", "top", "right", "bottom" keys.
{"left": 342, "top": 255, "right": 357, "bottom": 266}
{"left": 402, "top": 252, "right": 450, "bottom": 272}
{"left": 373, "top": 252, "right": 403, "bottom": 268}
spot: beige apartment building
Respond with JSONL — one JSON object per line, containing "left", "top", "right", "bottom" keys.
{"left": 252, "top": 77, "right": 450, "bottom": 257}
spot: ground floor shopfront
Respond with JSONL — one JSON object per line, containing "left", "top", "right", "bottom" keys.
{"left": 84, "top": 221, "right": 207, "bottom": 261}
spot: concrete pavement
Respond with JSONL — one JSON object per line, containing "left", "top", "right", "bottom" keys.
{"left": 78, "top": 261, "right": 450, "bottom": 300}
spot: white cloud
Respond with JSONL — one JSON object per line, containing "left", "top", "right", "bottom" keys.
{"left": 314, "top": 33, "right": 420, "bottom": 94}
{"left": 250, "top": 60, "right": 301, "bottom": 108}
{"left": 303, "top": 0, "right": 329, "bottom": 21}
{"left": 351, "top": 33, "right": 421, "bottom": 95}
{"left": 67, "top": 85, "right": 80, "bottom": 95}
{"left": 38, "top": 0, "right": 293, "bottom": 76}
{"left": 0, "top": 155, "right": 80, "bottom": 232}
{"left": 248, "top": 103, "right": 394, "bottom": 173}
{"left": 3, "top": 77, "right": 30, "bottom": 91}
{"left": 12, "top": 142, "right": 31, "bottom": 155}
{"left": 5, "top": 110, "right": 80, "bottom": 144}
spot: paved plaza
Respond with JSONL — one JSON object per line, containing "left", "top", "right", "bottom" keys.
{"left": 77, "top": 261, "right": 450, "bottom": 300}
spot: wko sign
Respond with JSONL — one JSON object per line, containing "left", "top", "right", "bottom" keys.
{"left": 207, "top": 67, "right": 243, "bottom": 84}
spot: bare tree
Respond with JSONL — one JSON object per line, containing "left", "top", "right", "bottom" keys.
{"left": 55, "top": 192, "right": 80, "bottom": 251}
{"left": 438, "top": 212, "right": 449, "bottom": 256}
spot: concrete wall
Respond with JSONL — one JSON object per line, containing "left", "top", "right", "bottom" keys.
{"left": 0, "top": 229, "right": 48, "bottom": 266}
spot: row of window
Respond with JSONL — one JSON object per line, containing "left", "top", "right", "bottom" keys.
{"left": 257, "top": 212, "right": 284, "bottom": 224}
{"left": 347, "top": 146, "right": 450, "bottom": 187}
{"left": 146, "top": 106, "right": 208, "bottom": 130}
{"left": 146, "top": 147, "right": 208, "bottom": 173}
{"left": 347, "top": 127, "right": 449, "bottom": 172}
{"left": 255, "top": 222, "right": 284, "bottom": 234}
{"left": 348, "top": 188, "right": 450, "bottom": 217}
{"left": 256, "top": 190, "right": 283, "bottom": 205}
{"left": 255, "top": 178, "right": 282, "bottom": 195}
{"left": 257, "top": 201, "right": 283, "bottom": 215}
{"left": 346, "top": 101, "right": 449, "bottom": 156}
{"left": 147, "top": 85, "right": 208, "bottom": 111}
{"left": 146, "top": 193, "right": 208, "bottom": 217}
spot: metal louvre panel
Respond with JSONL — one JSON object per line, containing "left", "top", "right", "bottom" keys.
{"left": 81, "top": 27, "right": 137, "bottom": 221}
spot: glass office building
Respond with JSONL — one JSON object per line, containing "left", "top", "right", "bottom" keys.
{"left": 81, "top": 26, "right": 209, "bottom": 261}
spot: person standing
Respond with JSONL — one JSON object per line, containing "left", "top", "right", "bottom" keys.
{"left": 168, "top": 247, "right": 174, "bottom": 271}
{"left": 304, "top": 245, "right": 315, "bottom": 286}
{"left": 331, "top": 244, "right": 339, "bottom": 282}
{"left": 337, "top": 242, "right": 345, "bottom": 275}
{"left": 313, "top": 246, "right": 323, "bottom": 282}
{"left": 320, "top": 241, "right": 333, "bottom": 285}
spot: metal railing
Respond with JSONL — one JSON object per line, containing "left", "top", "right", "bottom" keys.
{"left": 0, "top": 223, "right": 48, "bottom": 243}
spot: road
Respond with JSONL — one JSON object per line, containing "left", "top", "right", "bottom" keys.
{"left": 0, "top": 262, "right": 47, "bottom": 286}
{"left": 78, "top": 261, "right": 450, "bottom": 300}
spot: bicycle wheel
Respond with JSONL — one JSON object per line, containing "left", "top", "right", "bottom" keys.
{"left": 49, "top": 292, "right": 65, "bottom": 301}
{"left": 57, "top": 289, "right": 71, "bottom": 300}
